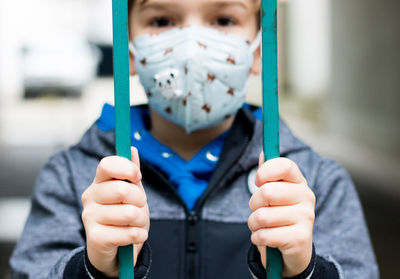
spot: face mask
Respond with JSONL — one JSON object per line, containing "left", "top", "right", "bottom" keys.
{"left": 129, "top": 26, "right": 260, "bottom": 133}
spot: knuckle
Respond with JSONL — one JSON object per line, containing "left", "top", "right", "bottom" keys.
{"left": 296, "top": 237, "right": 307, "bottom": 248}
{"left": 250, "top": 232, "right": 259, "bottom": 245}
{"left": 255, "top": 171, "right": 263, "bottom": 186}
{"left": 138, "top": 229, "right": 148, "bottom": 243}
{"left": 258, "top": 231, "right": 268, "bottom": 245}
{"left": 97, "top": 158, "right": 109, "bottom": 173}
{"left": 141, "top": 193, "right": 148, "bottom": 207}
{"left": 138, "top": 209, "right": 148, "bottom": 227}
{"left": 123, "top": 205, "right": 137, "bottom": 223}
{"left": 270, "top": 238, "right": 283, "bottom": 248}
{"left": 255, "top": 209, "right": 266, "bottom": 226}
{"left": 308, "top": 189, "right": 316, "bottom": 205}
{"left": 131, "top": 164, "right": 139, "bottom": 176}
{"left": 97, "top": 156, "right": 119, "bottom": 175}
{"left": 81, "top": 191, "right": 88, "bottom": 205}
{"left": 135, "top": 214, "right": 144, "bottom": 228}
{"left": 304, "top": 207, "right": 315, "bottom": 223}
{"left": 295, "top": 228, "right": 309, "bottom": 247}
{"left": 281, "top": 158, "right": 294, "bottom": 173}
{"left": 81, "top": 209, "right": 90, "bottom": 224}
{"left": 128, "top": 229, "right": 139, "bottom": 242}
{"left": 116, "top": 183, "right": 129, "bottom": 199}
{"left": 248, "top": 214, "right": 256, "bottom": 231}
{"left": 247, "top": 219, "right": 253, "bottom": 232}
{"left": 248, "top": 198, "right": 253, "bottom": 211}
{"left": 261, "top": 186, "right": 272, "bottom": 202}
{"left": 135, "top": 190, "right": 147, "bottom": 207}
{"left": 252, "top": 230, "right": 267, "bottom": 246}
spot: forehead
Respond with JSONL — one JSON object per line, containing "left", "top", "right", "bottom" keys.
{"left": 133, "top": 0, "right": 256, "bottom": 8}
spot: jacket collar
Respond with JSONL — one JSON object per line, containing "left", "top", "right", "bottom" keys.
{"left": 74, "top": 104, "right": 308, "bottom": 165}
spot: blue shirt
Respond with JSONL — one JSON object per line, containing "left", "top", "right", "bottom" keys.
{"left": 97, "top": 104, "right": 230, "bottom": 210}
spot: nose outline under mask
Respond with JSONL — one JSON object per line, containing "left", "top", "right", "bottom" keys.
{"left": 129, "top": 26, "right": 261, "bottom": 62}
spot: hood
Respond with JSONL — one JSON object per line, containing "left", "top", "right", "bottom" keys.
{"left": 72, "top": 103, "right": 309, "bottom": 163}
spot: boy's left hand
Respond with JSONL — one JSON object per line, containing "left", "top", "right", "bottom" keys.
{"left": 248, "top": 154, "right": 316, "bottom": 278}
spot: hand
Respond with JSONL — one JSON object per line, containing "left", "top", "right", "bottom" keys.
{"left": 81, "top": 147, "right": 150, "bottom": 278}
{"left": 248, "top": 153, "right": 316, "bottom": 277}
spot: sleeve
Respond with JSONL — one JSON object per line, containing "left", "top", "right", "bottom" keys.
{"left": 247, "top": 244, "right": 339, "bottom": 279}
{"left": 10, "top": 152, "right": 86, "bottom": 278}
{"left": 9, "top": 152, "right": 152, "bottom": 278}
{"left": 63, "top": 242, "right": 152, "bottom": 279}
{"left": 310, "top": 158, "right": 379, "bottom": 278}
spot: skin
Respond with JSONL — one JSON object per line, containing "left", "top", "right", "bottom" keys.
{"left": 81, "top": 0, "right": 315, "bottom": 277}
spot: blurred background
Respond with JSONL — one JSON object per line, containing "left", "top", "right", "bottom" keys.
{"left": 0, "top": 0, "right": 399, "bottom": 278}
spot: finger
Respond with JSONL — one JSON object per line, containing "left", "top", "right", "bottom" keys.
{"left": 255, "top": 158, "right": 305, "bottom": 186}
{"left": 259, "top": 151, "right": 264, "bottom": 167}
{"left": 256, "top": 245, "right": 267, "bottom": 269}
{"left": 251, "top": 225, "right": 293, "bottom": 248}
{"left": 131, "top": 146, "right": 141, "bottom": 169}
{"left": 249, "top": 182, "right": 303, "bottom": 211}
{"left": 95, "top": 156, "right": 142, "bottom": 184}
{"left": 92, "top": 180, "right": 146, "bottom": 207}
{"left": 88, "top": 225, "right": 148, "bottom": 248}
{"left": 94, "top": 204, "right": 148, "bottom": 227}
{"left": 251, "top": 225, "right": 311, "bottom": 253}
{"left": 248, "top": 206, "right": 298, "bottom": 232}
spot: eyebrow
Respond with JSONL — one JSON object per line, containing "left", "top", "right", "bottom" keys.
{"left": 208, "top": 0, "right": 249, "bottom": 9}
{"left": 137, "top": 1, "right": 181, "bottom": 12}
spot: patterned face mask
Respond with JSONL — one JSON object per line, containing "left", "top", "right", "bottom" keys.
{"left": 129, "top": 26, "right": 260, "bottom": 133}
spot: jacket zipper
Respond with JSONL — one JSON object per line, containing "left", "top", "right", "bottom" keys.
{"left": 140, "top": 108, "right": 256, "bottom": 279}
{"left": 141, "top": 118, "right": 251, "bottom": 278}
{"left": 141, "top": 162, "right": 199, "bottom": 279}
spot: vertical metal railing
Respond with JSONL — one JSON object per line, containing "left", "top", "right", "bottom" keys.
{"left": 261, "top": 0, "right": 283, "bottom": 278}
{"left": 112, "top": 0, "right": 134, "bottom": 278}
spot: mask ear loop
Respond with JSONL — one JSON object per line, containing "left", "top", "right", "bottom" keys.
{"left": 249, "top": 31, "right": 262, "bottom": 53}
{"left": 128, "top": 42, "right": 138, "bottom": 57}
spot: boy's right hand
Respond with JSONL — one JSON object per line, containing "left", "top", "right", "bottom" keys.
{"left": 81, "top": 147, "right": 149, "bottom": 278}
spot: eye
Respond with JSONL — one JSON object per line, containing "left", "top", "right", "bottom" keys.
{"left": 149, "top": 16, "right": 174, "bottom": 28}
{"left": 212, "top": 16, "right": 237, "bottom": 27}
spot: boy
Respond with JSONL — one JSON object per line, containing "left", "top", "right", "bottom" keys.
{"left": 10, "top": 0, "right": 378, "bottom": 278}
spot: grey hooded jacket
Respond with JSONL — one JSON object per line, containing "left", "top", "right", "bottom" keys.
{"left": 10, "top": 106, "right": 379, "bottom": 279}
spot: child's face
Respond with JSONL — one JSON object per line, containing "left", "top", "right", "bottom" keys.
{"left": 129, "top": 0, "right": 261, "bottom": 75}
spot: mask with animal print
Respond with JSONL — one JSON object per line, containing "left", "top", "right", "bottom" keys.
{"left": 129, "top": 26, "right": 260, "bottom": 133}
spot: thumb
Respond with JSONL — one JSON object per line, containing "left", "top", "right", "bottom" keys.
{"left": 131, "top": 147, "right": 144, "bottom": 190}
{"left": 131, "top": 146, "right": 141, "bottom": 169}
{"left": 259, "top": 151, "right": 265, "bottom": 167}
{"left": 257, "top": 245, "right": 267, "bottom": 269}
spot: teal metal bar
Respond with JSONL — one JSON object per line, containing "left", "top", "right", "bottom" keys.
{"left": 261, "top": 0, "right": 283, "bottom": 278}
{"left": 112, "top": 0, "right": 134, "bottom": 278}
